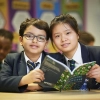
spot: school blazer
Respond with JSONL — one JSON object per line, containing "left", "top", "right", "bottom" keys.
{"left": 0, "top": 44, "right": 100, "bottom": 92}
{"left": 0, "top": 51, "right": 63, "bottom": 92}
{"left": 58, "top": 43, "right": 100, "bottom": 89}
{"left": 44, "top": 43, "right": 100, "bottom": 90}
{"left": 0, "top": 51, "right": 48, "bottom": 92}
{"left": 81, "top": 43, "right": 100, "bottom": 89}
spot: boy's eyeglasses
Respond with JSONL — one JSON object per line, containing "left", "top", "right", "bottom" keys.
{"left": 23, "top": 34, "right": 46, "bottom": 42}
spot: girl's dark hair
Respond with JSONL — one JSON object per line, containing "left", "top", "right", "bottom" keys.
{"left": 19, "top": 18, "right": 50, "bottom": 40}
{"left": 49, "top": 14, "right": 79, "bottom": 50}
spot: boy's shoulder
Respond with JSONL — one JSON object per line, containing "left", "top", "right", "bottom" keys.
{"left": 6, "top": 51, "right": 24, "bottom": 60}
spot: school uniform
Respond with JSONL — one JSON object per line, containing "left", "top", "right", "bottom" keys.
{"left": 0, "top": 60, "right": 4, "bottom": 71}
{"left": 0, "top": 51, "right": 63, "bottom": 92}
{"left": 0, "top": 51, "right": 47, "bottom": 92}
{"left": 0, "top": 62, "right": 2, "bottom": 70}
{"left": 0, "top": 43, "right": 100, "bottom": 92}
{"left": 52, "top": 43, "right": 100, "bottom": 89}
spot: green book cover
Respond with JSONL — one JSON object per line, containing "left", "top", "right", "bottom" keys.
{"left": 54, "top": 61, "right": 96, "bottom": 90}
{"left": 40, "top": 55, "right": 96, "bottom": 90}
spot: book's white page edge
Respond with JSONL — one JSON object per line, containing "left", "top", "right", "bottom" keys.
{"left": 47, "top": 55, "right": 71, "bottom": 73}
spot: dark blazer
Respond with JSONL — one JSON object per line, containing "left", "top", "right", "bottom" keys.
{"left": 81, "top": 43, "right": 100, "bottom": 89}
{"left": 0, "top": 51, "right": 63, "bottom": 92}
{"left": 53, "top": 43, "right": 100, "bottom": 89}
{"left": 0, "top": 62, "right": 2, "bottom": 70}
{"left": 0, "top": 43, "right": 100, "bottom": 92}
{"left": 0, "top": 51, "right": 48, "bottom": 92}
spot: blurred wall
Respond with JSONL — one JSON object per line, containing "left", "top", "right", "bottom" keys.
{"left": 86, "top": 0, "right": 100, "bottom": 46}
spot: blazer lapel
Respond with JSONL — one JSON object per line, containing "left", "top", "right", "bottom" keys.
{"left": 41, "top": 51, "right": 47, "bottom": 62}
{"left": 80, "top": 43, "right": 90, "bottom": 63}
{"left": 62, "top": 43, "right": 91, "bottom": 64}
{"left": 18, "top": 52, "right": 27, "bottom": 75}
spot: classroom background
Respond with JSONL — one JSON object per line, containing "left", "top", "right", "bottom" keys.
{"left": 0, "top": 0, "right": 100, "bottom": 52}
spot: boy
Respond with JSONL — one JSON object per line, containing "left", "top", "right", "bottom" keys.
{"left": 0, "top": 18, "right": 50, "bottom": 92}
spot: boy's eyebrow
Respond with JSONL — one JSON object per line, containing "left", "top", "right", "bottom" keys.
{"left": 25, "top": 32, "right": 33, "bottom": 34}
{"left": 24, "top": 32, "right": 46, "bottom": 37}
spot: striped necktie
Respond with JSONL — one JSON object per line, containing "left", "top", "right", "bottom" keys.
{"left": 68, "top": 59, "right": 75, "bottom": 71}
{"left": 27, "top": 60, "right": 39, "bottom": 71}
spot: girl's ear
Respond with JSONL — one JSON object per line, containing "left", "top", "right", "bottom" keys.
{"left": 77, "top": 31, "right": 80, "bottom": 39}
{"left": 19, "top": 36, "right": 23, "bottom": 46}
{"left": 78, "top": 35, "right": 79, "bottom": 40}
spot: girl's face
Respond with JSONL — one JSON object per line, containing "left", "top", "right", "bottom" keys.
{"left": 52, "top": 23, "right": 79, "bottom": 58}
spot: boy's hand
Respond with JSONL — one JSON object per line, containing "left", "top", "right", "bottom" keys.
{"left": 25, "top": 69, "right": 44, "bottom": 83}
{"left": 87, "top": 64, "right": 100, "bottom": 82}
{"left": 26, "top": 83, "right": 42, "bottom": 91}
{"left": 19, "top": 69, "right": 44, "bottom": 86}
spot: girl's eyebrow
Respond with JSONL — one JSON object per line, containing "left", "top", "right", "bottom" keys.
{"left": 54, "top": 29, "right": 71, "bottom": 35}
{"left": 53, "top": 33, "right": 60, "bottom": 35}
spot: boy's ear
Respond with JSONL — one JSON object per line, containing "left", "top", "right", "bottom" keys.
{"left": 46, "top": 40, "right": 49, "bottom": 44}
{"left": 19, "top": 36, "right": 23, "bottom": 46}
{"left": 44, "top": 40, "right": 49, "bottom": 49}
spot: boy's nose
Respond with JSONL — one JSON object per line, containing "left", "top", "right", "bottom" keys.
{"left": 32, "top": 37, "right": 38, "bottom": 42}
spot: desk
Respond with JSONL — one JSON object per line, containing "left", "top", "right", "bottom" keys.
{"left": 0, "top": 90, "right": 100, "bottom": 100}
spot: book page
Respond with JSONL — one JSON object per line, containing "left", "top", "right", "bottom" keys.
{"left": 72, "top": 61, "right": 96, "bottom": 75}
{"left": 40, "top": 55, "right": 68, "bottom": 85}
{"left": 47, "top": 55, "right": 71, "bottom": 73}
{"left": 54, "top": 61, "right": 96, "bottom": 90}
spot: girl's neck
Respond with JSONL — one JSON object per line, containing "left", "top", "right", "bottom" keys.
{"left": 63, "top": 52, "right": 74, "bottom": 59}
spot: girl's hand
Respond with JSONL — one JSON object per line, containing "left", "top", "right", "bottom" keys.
{"left": 87, "top": 64, "right": 100, "bottom": 82}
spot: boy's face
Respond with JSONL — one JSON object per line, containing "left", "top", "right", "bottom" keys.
{"left": 0, "top": 37, "right": 12, "bottom": 61}
{"left": 52, "top": 23, "right": 79, "bottom": 57}
{"left": 20, "top": 25, "right": 48, "bottom": 57}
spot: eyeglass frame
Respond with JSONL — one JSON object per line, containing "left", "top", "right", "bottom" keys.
{"left": 23, "top": 34, "right": 47, "bottom": 42}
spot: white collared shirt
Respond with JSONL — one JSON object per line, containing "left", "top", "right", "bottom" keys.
{"left": 24, "top": 52, "right": 42, "bottom": 73}
{"left": 64, "top": 43, "right": 83, "bottom": 69}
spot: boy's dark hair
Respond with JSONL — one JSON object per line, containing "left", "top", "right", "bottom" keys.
{"left": 0, "top": 29, "right": 13, "bottom": 41}
{"left": 19, "top": 18, "right": 50, "bottom": 40}
{"left": 49, "top": 14, "right": 79, "bottom": 49}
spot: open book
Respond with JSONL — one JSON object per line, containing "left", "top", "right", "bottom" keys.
{"left": 39, "top": 55, "right": 96, "bottom": 91}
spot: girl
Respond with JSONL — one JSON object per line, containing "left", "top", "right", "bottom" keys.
{"left": 50, "top": 14, "right": 100, "bottom": 90}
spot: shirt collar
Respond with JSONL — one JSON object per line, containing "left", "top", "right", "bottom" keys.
{"left": 64, "top": 43, "right": 83, "bottom": 65}
{"left": 24, "top": 52, "right": 42, "bottom": 65}
{"left": 73, "top": 43, "right": 83, "bottom": 64}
